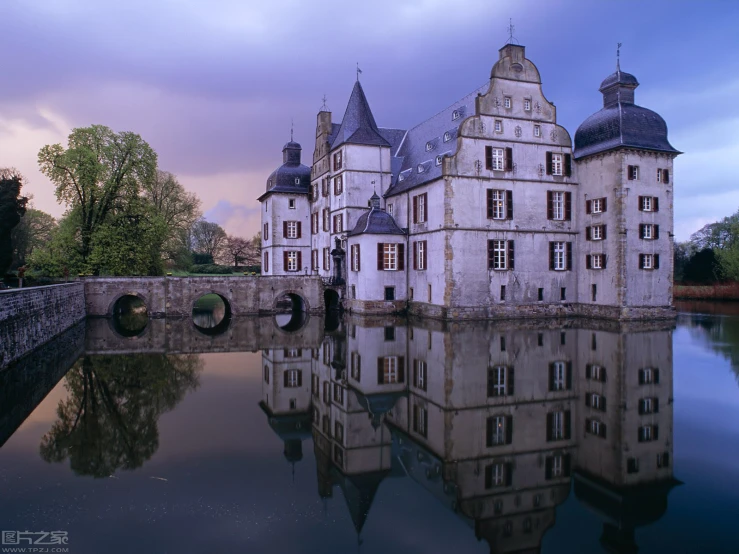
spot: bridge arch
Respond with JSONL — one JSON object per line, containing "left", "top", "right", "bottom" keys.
{"left": 109, "top": 293, "right": 150, "bottom": 338}
{"left": 273, "top": 290, "right": 309, "bottom": 313}
{"left": 191, "top": 291, "right": 232, "bottom": 336}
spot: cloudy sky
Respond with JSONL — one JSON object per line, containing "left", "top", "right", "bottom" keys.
{"left": 1, "top": 0, "right": 738, "bottom": 240}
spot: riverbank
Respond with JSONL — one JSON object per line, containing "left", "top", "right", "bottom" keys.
{"left": 674, "top": 283, "right": 739, "bottom": 300}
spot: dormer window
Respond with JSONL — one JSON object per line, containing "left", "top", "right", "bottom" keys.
{"left": 504, "top": 96, "right": 512, "bottom": 109}
{"left": 417, "top": 164, "right": 425, "bottom": 173}
{"left": 267, "top": 179, "right": 272, "bottom": 188}
{"left": 398, "top": 174, "right": 405, "bottom": 182}
{"left": 452, "top": 110, "right": 460, "bottom": 120}
{"left": 425, "top": 141, "right": 433, "bottom": 151}
{"left": 435, "top": 156, "right": 443, "bottom": 166}
{"left": 294, "top": 178, "right": 300, "bottom": 185}
{"left": 443, "top": 131, "right": 452, "bottom": 142}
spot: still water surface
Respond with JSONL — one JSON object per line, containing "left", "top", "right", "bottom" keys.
{"left": 1, "top": 303, "right": 738, "bottom": 553}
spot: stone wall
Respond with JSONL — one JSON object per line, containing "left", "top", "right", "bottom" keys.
{"left": 0, "top": 283, "right": 85, "bottom": 368}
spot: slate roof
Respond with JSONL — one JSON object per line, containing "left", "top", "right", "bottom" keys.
{"left": 574, "top": 70, "right": 680, "bottom": 160}
{"left": 258, "top": 141, "right": 311, "bottom": 201}
{"left": 331, "top": 81, "right": 391, "bottom": 149}
{"left": 384, "top": 83, "right": 488, "bottom": 198}
{"left": 348, "top": 206, "right": 406, "bottom": 237}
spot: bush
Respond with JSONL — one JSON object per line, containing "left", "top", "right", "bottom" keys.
{"left": 189, "top": 264, "right": 233, "bottom": 275}
{"left": 192, "top": 252, "right": 214, "bottom": 265}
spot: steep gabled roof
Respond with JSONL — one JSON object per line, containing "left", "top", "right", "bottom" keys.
{"left": 331, "top": 81, "right": 391, "bottom": 149}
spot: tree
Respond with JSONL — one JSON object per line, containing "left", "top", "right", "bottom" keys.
{"left": 224, "top": 235, "right": 250, "bottom": 268}
{"left": 0, "top": 169, "right": 28, "bottom": 276}
{"left": 10, "top": 202, "right": 57, "bottom": 269}
{"left": 190, "top": 219, "right": 227, "bottom": 261}
{"left": 683, "top": 248, "right": 722, "bottom": 284}
{"left": 38, "top": 125, "right": 157, "bottom": 266}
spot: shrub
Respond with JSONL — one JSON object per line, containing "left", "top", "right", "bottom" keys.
{"left": 189, "top": 264, "right": 233, "bottom": 275}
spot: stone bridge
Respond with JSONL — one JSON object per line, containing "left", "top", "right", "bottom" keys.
{"left": 84, "top": 275, "right": 325, "bottom": 318}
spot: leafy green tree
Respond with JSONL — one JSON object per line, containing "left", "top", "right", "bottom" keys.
{"left": 10, "top": 202, "right": 57, "bottom": 269}
{"left": 0, "top": 169, "right": 28, "bottom": 276}
{"left": 715, "top": 212, "right": 739, "bottom": 282}
{"left": 39, "top": 353, "right": 202, "bottom": 477}
{"left": 38, "top": 125, "right": 157, "bottom": 266}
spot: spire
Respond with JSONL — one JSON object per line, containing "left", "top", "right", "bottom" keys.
{"left": 331, "top": 81, "right": 390, "bottom": 149}
{"left": 616, "top": 42, "right": 622, "bottom": 72}
{"left": 290, "top": 118, "right": 294, "bottom": 142}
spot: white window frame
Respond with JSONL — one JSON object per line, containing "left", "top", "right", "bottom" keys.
{"left": 286, "top": 221, "right": 298, "bottom": 239}
{"left": 383, "top": 356, "right": 398, "bottom": 384}
{"left": 524, "top": 99, "right": 531, "bottom": 111}
{"left": 630, "top": 165, "right": 639, "bottom": 180}
{"left": 491, "top": 148, "right": 505, "bottom": 171}
{"left": 591, "top": 393, "right": 603, "bottom": 410}
{"left": 592, "top": 254, "right": 604, "bottom": 269}
{"left": 383, "top": 243, "right": 398, "bottom": 271}
{"left": 312, "top": 249, "right": 318, "bottom": 271}
{"left": 551, "top": 153, "right": 563, "bottom": 176}
{"left": 642, "top": 254, "right": 654, "bottom": 269}
{"left": 323, "top": 247, "right": 330, "bottom": 271}
{"left": 504, "top": 96, "right": 511, "bottom": 108}
{"left": 443, "top": 131, "right": 452, "bottom": 142}
{"left": 491, "top": 366, "right": 507, "bottom": 396}
{"left": 552, "top": 192, "right": 565, "bottom": 220}
{"left": 552, "top": 361, "right": 566, "bottom": 390}
{"left": 333, "top": 214, "right": 343, "bottom": 233}
{"left": 640, "top": 425, "right": 653, "bottom": 441}
{"left": 414, "top": 404, "right": 427, "bottom": 436}
{"left": 417, "top": 360, "right": 427, "bottom": 389}
{"left": 591, "top": 365, "right": 603, "bottom": 381}
{"left": 553, "top": 241, "right": 566, "bottom": 270}
{"left": 286, "top": 251, "right": 298, "bottom": 272}
{"left": 323, "top": 209, "right": 330, "bottom": 231}
{"left": 588, "top": 419, "right": 602, "bottom": 435}
{"left": 490, "top": 416, "right": 507, "bottom": 446}
{"left": 643, "top": 368, "right": 655, "bottom": 384}
{"left": 552, "top": 411, "right": 564, "bottom": 440}
{"left": 288, "top": 198, "right": 296, "bottom": 209}
{"left": 418, "top": 194, "right": 427, "bottom": 223}
{"left": 494, "top": 120, "right": 503, "bottom": 133}
{"left": 425, "top": 141, "right": 433, "bottom": 151}
{"left": 643, "top": 397, "right": 654, "bottom": 413}
{"left": 534, "top": 125, "right": 541, "bottom": 137}
{"left": 490, "top": 190, "right": 506, "bottom": 219}
{"left": 642, "top": 196, "right": 653, "bottom": 211}
{"left": 490, "top": 462, "right": 505, "bottom": 486}
{"left": 417, "top": 241, "right": 426, "bottom": 270}
{"left": 286, "top": 369, "right": 300, "bottom": 388}
{"left": 552, "top": 455, "right": 563, "bottom": 477}
{"left": 592, "top": 198, "right": 604, "bottom": 213}
{"left": 591, "top": 225, "right": 603, "bottom": 240}
{"left": 388, "top": 203, "right": 394, "bottom": 216}
{"left": 643, "top": 224, "right": 653, "bottom": 239}
{"left": 351, "top": 244, "right": 360, "bottom": 272}
{"left": 491, "top": 240, "right": 508, "bottom": 270}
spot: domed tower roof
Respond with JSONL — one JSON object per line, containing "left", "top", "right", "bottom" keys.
{"left": 574, "top": 67, "right": 680, "bottom": 160}
{"left": 258, "top": 139, "right": 311, "bottom": 201}
{"left": 349, "top": 193, "right": 406, "bottom": 237}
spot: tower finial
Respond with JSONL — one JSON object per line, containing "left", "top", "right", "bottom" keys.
{"left": 321, "top": 94, "right": 328, "bottom": 111}
{"left": 356, "top": 62, "right": 362, "bottom": 82}
{"left": 506, "top": 18, "right": 518, "bottom": 45}
{"left": 617, "top": 42, "right": 622, "bottom": 71}
{"left": 290, "top": 118, "right": 294, "bottom": 142}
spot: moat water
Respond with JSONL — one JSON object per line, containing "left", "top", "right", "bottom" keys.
{"left": 1, "top": 302, "right": 738, "bottom": 553}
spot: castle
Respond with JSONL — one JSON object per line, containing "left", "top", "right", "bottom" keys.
{"left": 258, "top": 43, "right": 680, "bottom": 320}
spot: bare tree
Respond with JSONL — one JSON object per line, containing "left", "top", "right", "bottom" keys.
{"left": 224, "top": 235, "right": 250, "bottom": 268}
{"left": 190, "top": 219, "right": 227, "bottom": 262}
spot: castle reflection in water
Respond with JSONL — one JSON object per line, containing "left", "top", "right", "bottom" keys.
{"left": 261, "top": 316, "right": 678, "bottom": 554}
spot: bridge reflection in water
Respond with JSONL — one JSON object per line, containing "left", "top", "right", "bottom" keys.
{"left": 1, "top": 315, "right": 679, "bottom": 553}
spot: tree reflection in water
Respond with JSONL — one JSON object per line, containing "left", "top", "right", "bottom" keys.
{"left": 39, "top": 354, "right": 202, "bottom": 477}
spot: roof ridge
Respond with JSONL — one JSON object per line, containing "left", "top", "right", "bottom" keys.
{"left": 403, "top": 82, "right": 488, "bottom": 135}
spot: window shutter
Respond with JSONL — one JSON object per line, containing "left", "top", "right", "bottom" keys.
{"left": 546, "top": 152, "right": 553, "bottom": 175}
{"left": 283, "top": 251, "right": 288, "bottom": 271}
{"left": 654, "top": 254, "right": 660, "bottom": 269}
{"left": 564, "top": 154, "right": 572, "bottom": 177}
{"left": 548, "top": 363, "right": 555, "bottom": 391}
{"left": 601, "top": 396, "right": 607, "bottom": 412}
{"left": 638, "top": 369, "right": 645, "bottom": 384}
{"left": 547, "top": 191, "right": 554, "bottom": 220}
{"left": 422, "top": 241, "right": 427, "bottom": 270}
{"left": 566, "top": 362, "right": 573, "bottom": 390}
{"left": 586, "top": 200, "right": 592, "bottom": 214}
{"left": 506, "top": 190, "right": 513, "bottom": 219}
{"left": 505, "top": 462, "right": 513, "bottom": 486}
{"left": 486, "top": 417, "right": 493, "bottom": 447}
{"left": 508, "top": 241, "right": 515, "bottom": 270}
{"left": 654, "top": 398, "right": 660, "bottom": 413}
{"left": 602, "top": 198, "right": 607, "bottom": 212}
{"left": 545, "top": 457, "right": 553, "bottom": 479}
{"left": 654, "top": 369, "right": 660, "bottom": 383}
{"left": 563, "top": 454, "right": 571, "bottom": 476}
{"left": 357, "top": 244, "right": 361, "bottom": 271}
{"left": 507, "top": 366, "right": 514, "bottom": 395}
{"left": 566, "top": 242, "right": 573, "bottom": 270}
{"left": 639, "top": 224, "right": 644, "bottom": 239}
{"left": 377, "top": 243, "right": 384, "bottom": 270}
{"left": 602, "top": 255, "right": 608, "bottom": 269}
{"left": 654, "top": 197, "right": 659, "bottom": 212}
{"left": 413, "top": 359, "right": 419, "bottom": 387}
{"left": 412, "top": 196, "right": 418, "bottom": 223}
{"left": 413, "top": 242, "right": 418, "bottom": 270}
{"left": 585, "top": 394, "right": 591, "bottom": 407}
{"left": 664, "top": 169, "right": 669, "bottom": 184}
{"left": 549, "top": 243, "right": 555, "bottom": 270}
{"left": 398, "top": 244, "right": 405, "bottom": 270}
{"left": 297, "top": 370, "right": 303, "bottom": 387}
{"left": 487, "top": 240, "right": 494, "bottom": 270}
{"left": 602, "top": 225, "right": 607, "bottom": 240}
{"left": 653, "top": 426, "right": 659, "bottom": 440}
{"left": 628, "top": 165, "right": 634, "bottom": 180}
{"left": 297, "top": 252, "right": 302, "bottom": 270}
{"left": 654, "top": 225, "right": 660, "bottom": 240}
{"left": 586, "top": 226, "right": 592, "bottom": 241}
{"left": 564, "top": 410, "right": 571, "bottom": 439}
{"left": 504, "top": 416, "right": 513, "bottom": 445}
{"left": 264, "top": 251, "right": 269, "bottom": 272}
{"left": 505, "top": 147, "right": 513, "bottom": 171}
{"left": 398, "top": 357, "right": 405, "bottom": 382}
{"left": 638, "top": 196, "right": 644, "bottom": 211}
{"left": 586, "top": 255, "right": 592, "bottom": 269}
{"left": 638, "top": 399, "right": 645, "bottom": 415}
{"left": 283, "top": 371, "right": 289, "bottom": 387}
{"left": 599, "top": 423, "right": 607, "bottom": 439}
{"left": 485, "top": 146, "right": 493, "bottom": 170}
{"left": 585, "top": 364, "right": 592, "bottom": 379}
{"left": 487, "top": 190, "right": 493, "bottom": 218}
{"left": 601, "top": 367, "right": 607, "bottom": 382}
{"left": 639, "top": 254, "right": 645, "bottom": 269}
{"left": 565, "top": 192, "right": 572, "bottom": 221}
{"left": 377, "top": 358, "right": 384, "bottom": 384}
{"left": 283, "top": 221, "right": 288, "bottom": 237}
{"left": 546, "top": 413, "right": 553, "bottom": 441}
{"left": 297, "top": 222, "right": 302, "bottom": 238}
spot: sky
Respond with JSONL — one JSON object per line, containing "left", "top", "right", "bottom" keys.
{"left": 1, "top": 0, "right": 738, "bottom": 241}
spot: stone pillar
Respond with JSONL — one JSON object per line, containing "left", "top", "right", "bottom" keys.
{"left": 330, "top": 237, "right": 346, "bottom": 285}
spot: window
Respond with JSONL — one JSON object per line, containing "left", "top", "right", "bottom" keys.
{"left": 384, "top": 286, "right": 395, "bottom": 301}
{"left": 638, "top": 425, "right": 659, "bottom": 442}
{"left": 534, "top": 124, "right": 541, "bottom": 137}
{"left": 639, "top": 195, "right": 659, "bottom": 212}
{"left": 586, "top": 419, "right": 607, "bottom": 438}
{"left": 488, "top": 366, "right": 513, "bottom": 397}
{"left": 285, "top": 221, "right": 300, "bottom": 239}
{"left": 547, "top": 191, "right": 571, "bottom": 221}
{"left": 284, "top": 369, "right": 302, "bottom": 388}
{"left": 412, "top": 193, "right": 428, "bottom": 223}
{"left": 547, "top": 410, "right": 570, "bottom": 441}
{"left": 350, "top": 352, "right": 361, "bottom": 380}
{"left": 452, "top": 110, "right": 460, "bottom": 120}
{"left": 378, "top": 242, "right": 404, "bottom": 271}
{"left": 413, "top": 360, "right": 428, "bottom": 390}
{"left": 333, "top": 214, "right": 343, "bottom": 233}
{"left": 379, "top": 356, "right": 404, "bottom": 384}
{"left": 387, "top": 203, "right": 393, "bottom": 216}
{"left": 487, "top": 189, "right": 512, "bottom": 219}
{"left": 323, "top": 247, "right": 330, "bottom": 271}
{"left": 284, "top": 348, "right": 301, "bottom": 358}
{"left": 627, "top": 164, "right": 639, "bottom": 180}
{"left": 501, "top": 336, "right": 506, "bottom": 351}
{"left": 546, "top": 152, "right": 572, "bottom": 177}
{"left": 311, "top": 374, "right": 319, "bottom": 397}
{"left": 412, "top": 404, "right": 428, "bottom": 437}
{"left": 264, "top": 223, "right": 269, "bottom": 240}
{"left": 657, "top": 168, "right": 670, "bottom": 184}
{"left": 504, "top": 96, "right": 512, "bottom": 108}
{"left": 333, "top": 445, "right": 344, "bottom": 468}
{"left": 484, "top": 463, "right": 508, "bottom": 489}
{"left": 639, "top": 254, "right": 660, "bottom": 270}
{"left": 435, "top": 155, "right": 443, "bottom": 166}
{"left": 537, "top": 333, "right": 543, "bottom": 346}
{"left": 288, "top": 198, "right": 296, "bottom": 209}
{"left": 311, "top": 212, "right": 318, "bottom": 234}
{"left": 588, "top": 197, "right": 607, "bottom": 214}
{"left": 263, "top": 365, "right": 270, "bottom": 383}
{"left": 322, "top": 209, "right": 329, "bottom": 231}
{"left": 409, "top": 287, "right": 414, "bottom": 299}
{"left": 587, "top": 253, "right": 605, "bottom": 270}
{"left": 333, "top": 383, "right": 344, "bottom": 405}
{"left": 627, "top": 457, "right": 640, "bottom": 474}
{"left": 494, "top": 120, "right": 502, "bottom": 132}
{"left": 549, "top": 241, "right": 572, "bottom": 271}
{"left": 538, "top": 288, "right": 544, "bottom": 301}
{"left": 500, "top": 285, "right": 506, "bottom": 301}
{"left": 638, "top": 397, "right": 659, "bottom": 414}
{"left": 488, "top": 147, "right": 505, "bottom": 171}
{"left": 322, "top": 178, "right": 328, "bottom": 197}
{"left": 545, "top": 454, "right": 570, "bottom": 479}
{"left": 485, "top": 146, "right": 512, "bottom": 172}
{"left": 443, "top": 131, "right": 452, "bottom": 142}
{"left": 350, "top": 244, "right": 361, "bottom": 271}
{"left": 592, "top": 283, "right": 597, "bottom": 301}
{"left": 311, "top": 249, "right": 318, "bottom": 271}
{"left": 657, "top": 452, "right": 670, "bottom": 468}
{"left": 384, "top": 326, "right": 395, "bottom": 341}
{"left": 333, "top": 175, "right": 343, "bottom": 195}
{"left": 351, "top": 285, "right": 356, "bottom": 299}
{"left": 586, "top": 392, "right": 606, "bottom": 411}
{"left": 551, "top": 153, "right": 562, "bottom": 175}
{"left": 524, "top": 99, "right": 531, "bottom": 111}
{"left": 488, "top": 240, "right": 514, "bottom": 270}
{"left": 284, "top": 251, "right": 300, "bottom": 272}
{"left": 334, "top": 421, "right": 344, "bottom": 443}
{"left": 414, "top": 240, "right": 427, "bottom": 270}
{"left": 425, "top": 141, "right": 433, "bottom": 151}
{"left": 640, "top": 224, "right": 659, "bottom": 240}
{"left": 312, "top": 183, "right": 318, "bottom": 201}
{"left": 486, "top": 415, "right": 512, "bottom": 446}
{"left": 638, "top": 368, "right": 660, "bottom": 385}
{"left": 333, "top": 151, "right": 343, "bottom": 171}
{"left": 549, "top": 361, "right": 570, "bottom": 391}
{"left": 264, "top": 251, "right": 269, "bottom": 273}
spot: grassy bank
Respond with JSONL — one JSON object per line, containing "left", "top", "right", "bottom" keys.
{"left": 674, "top": 283, "right": 739, "bottom": 300}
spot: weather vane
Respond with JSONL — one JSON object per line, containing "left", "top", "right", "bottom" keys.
{"left": 356, "top": 62, "right": 363, "bottom": 81}
{"left": 321, "top": 94, "right": 328, "bottom": 111}
{"left": 506, "top": 18, "right": 519, "bottom": 45}
{"left": 616, "top": 42, "right": 622, "bottom": 70}
{"left": 290, "top": 118, "right": 294, "bottom": 141}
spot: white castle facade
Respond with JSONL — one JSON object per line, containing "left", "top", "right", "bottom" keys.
{"left": 258, "top": 43, "right": 680, "bottom": 320}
